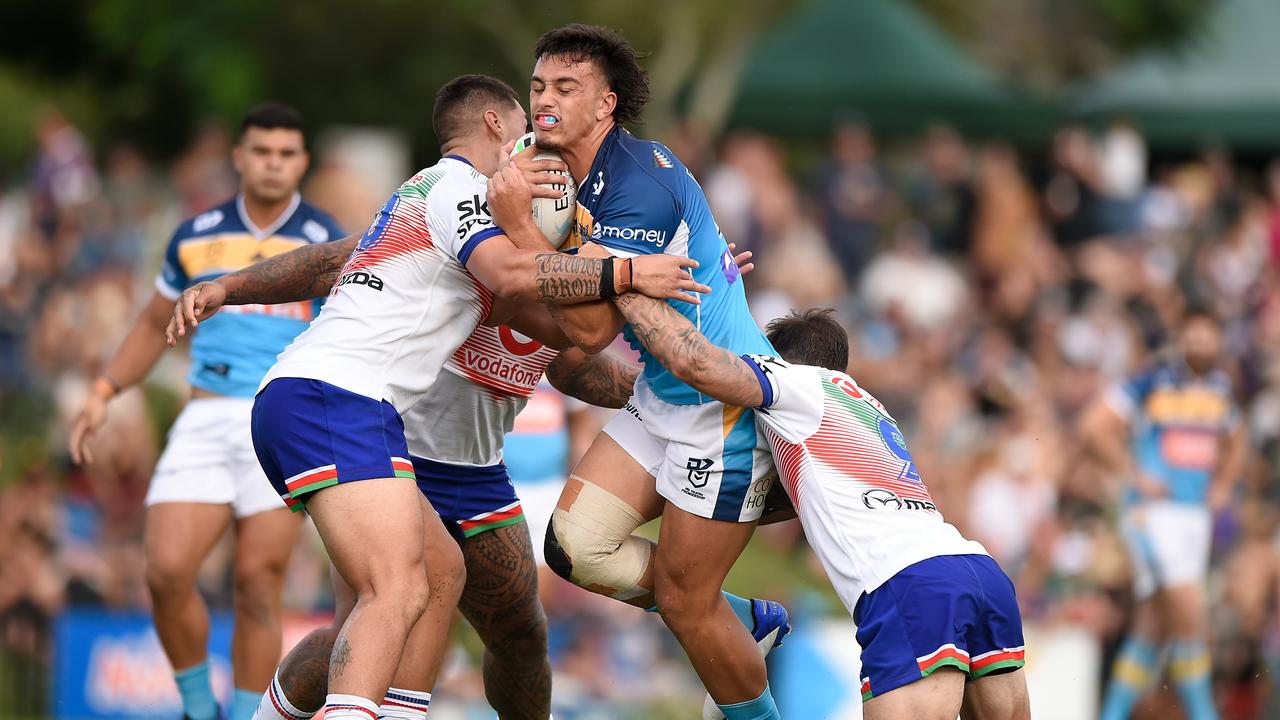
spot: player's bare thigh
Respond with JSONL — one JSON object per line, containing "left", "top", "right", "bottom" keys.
{"left": 558, "top": 431, "right": 663, "bottom": 521}
{"left": 862, "top": 667, "right": 965, "bottom": 720}
{"left": 961, "top": 668, "right": 1031, "bottom": 720}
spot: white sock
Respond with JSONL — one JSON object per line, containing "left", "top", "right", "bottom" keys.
{"left": 253, "top": 672, "right": 315, "bottom": 720}
{"left": 378, "top": 687, "right": 431, "bottom": 719}
{"left": 323, "top": 693, "right": 379, "bottom": 720}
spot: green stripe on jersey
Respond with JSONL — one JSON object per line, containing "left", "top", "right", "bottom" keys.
{"left": 397, "top": 167, "right": 448, "bottom": 199}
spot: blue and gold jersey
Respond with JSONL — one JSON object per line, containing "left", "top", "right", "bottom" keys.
{"left": 1105, "top": 359, "right": 1240, "bottom": 504}
{"left": 155, "top": 194, "right": 343, "bottom": 397}
{"left": 568, "top": 127, "right": 774, "bottom": 405}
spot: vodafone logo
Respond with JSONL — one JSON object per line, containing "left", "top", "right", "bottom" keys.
{"left": 832, "top": 376, "right": 863, "bottom": 399}
{"left": 498, "top": 326, "right": 544, "bottom": 356}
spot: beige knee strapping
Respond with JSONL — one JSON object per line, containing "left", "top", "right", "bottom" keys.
{"left": 548, "top": 476, "right": 654, "bottom": 602}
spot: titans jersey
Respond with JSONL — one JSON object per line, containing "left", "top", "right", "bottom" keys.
{"left": 155, "top": 194, "right": 343, "bottom": 397}
{"left": 570, "top": 127, "right": 774, "bottom": 405}
{"left": 1105, "top": 359, "right": 1240, "bottom": 504}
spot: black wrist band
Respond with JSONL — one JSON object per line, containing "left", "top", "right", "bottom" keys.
{"left": 600, "top": 257, "right": 617, "bottom": 299}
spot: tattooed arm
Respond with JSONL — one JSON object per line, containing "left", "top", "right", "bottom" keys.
{"left": 545, "top": 347, "right": 640, "bottom": 409}
{"left": 613, "top": 291, "right": 764, "bottom": 408}
{"left": 472, "top": 164, "right": 708, "bottom": 306}
{"left": 166, "top": 235, "right": 357, "bottom": 345}
{"left": 465, "top": 239, "right": 705, "bottom": 306}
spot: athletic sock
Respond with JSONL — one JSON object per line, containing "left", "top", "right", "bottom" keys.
{"left": 174, "top": 660, "right": 219, "bottom": 720}
{"left": 1169, "top": 639, "right": 1218, "bottom": 720}
{"left": 715, "top": 686, "right": 781, "bottom": 720}
{"left": 253, "top": 672, "right": 315, "bottom": 720}
{"left": 231, "top": 688, "right": 261, "bottom": 720}
{"left": 1099, "top": 637, "right": 1160, "bottom": 720}
{"left": 378, "top": 687, "right": 431, "bottom": 719}
{"left": 324, "top": 694, "right": 380, "bottom": 720}
{"left": 723, "top": 591, "right": 755, "bottom": 632}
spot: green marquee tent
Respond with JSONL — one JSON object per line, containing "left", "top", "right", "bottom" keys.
{"left": 1075, "top": 0, "right": 1280, "bottom": 149}
{"left": 728, "top": 0, "right": 1052, "bottom": 137}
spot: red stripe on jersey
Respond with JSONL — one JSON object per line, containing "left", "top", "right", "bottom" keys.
{"left": 768, "top": 430, "right": 809, "bottom": 511}
{"left": 342, "top": 198, "right": 434, "bottom": 274}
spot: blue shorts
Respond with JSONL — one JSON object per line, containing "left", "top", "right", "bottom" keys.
{"left": 412, "top": 456, "right": 524, "bottom": 541}
{"left": 855, "top": 554, "right": 1025, "bottom": 702}
{"left": 251, "top": 378, "right": 415, "bottom": 512}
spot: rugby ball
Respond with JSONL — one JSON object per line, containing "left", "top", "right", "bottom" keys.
{"left": 512, "top": 132, "right": 577, "bottom": 248}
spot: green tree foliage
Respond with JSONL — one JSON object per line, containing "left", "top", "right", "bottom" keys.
{"left": 912, "top": 0, "right": 1212, "bottom": 92}
{"left": 0, "top": 0, "right": 792, "bottom": 170}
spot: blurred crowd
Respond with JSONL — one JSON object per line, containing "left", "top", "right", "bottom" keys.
{"left": 3, "top": 108, "right": 1280, "bottom": 717}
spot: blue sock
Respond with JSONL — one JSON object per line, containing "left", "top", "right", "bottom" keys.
{"left": 723, "top": 591, "right": 755, "bottom": 632}
{"left": 174, "top": 661, "right": 219, "bottom": 720}
{"left": 1170, "top": 639, "right": 1217, "bottom": 720}
{"left": 716, "top": 686, "right": 780, "bottom": 720}
{"left": 1100, "top": 637, "right": 1159, "bottom": 720}
{"left": 230, "top": 688, "right": 259, "bottom": 720}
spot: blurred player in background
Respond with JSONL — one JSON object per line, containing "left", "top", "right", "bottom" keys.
{"left": 601, "top": 290, "right": 1030, "bottom": 719}
{"left": 68, "top": 103, "right": 344, "bottom": 720}
{"left": 1082, "top": 310, "right": 1247, "bottom": 720}
{"left": 505, "top": 25, "right": 790, "bottom": 719}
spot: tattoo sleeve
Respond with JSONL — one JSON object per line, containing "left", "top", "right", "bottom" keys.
{"left": 533, "top": 253, "right": 607, "bottom": 304}
{"left": 546, "top": 348, "right": 640, "bottom": 409}
{"left": 221, "top": 236, "right": 357, "bottom": 305}
{"left": 613, "top": 292, "right": 763, "bottom": 408}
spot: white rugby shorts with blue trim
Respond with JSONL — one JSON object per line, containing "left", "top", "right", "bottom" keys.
{"left": 603, "top": 377, "right": 775, "bottom": 522}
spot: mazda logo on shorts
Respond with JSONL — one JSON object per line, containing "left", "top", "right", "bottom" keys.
{"left": 862, "top": 488, "right": 903, "bottom": 510}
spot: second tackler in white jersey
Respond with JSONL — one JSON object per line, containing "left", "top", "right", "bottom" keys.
{"left": 743, "top": 354, "right": 987, "bottom": 611}
{"left": 262, "top": 157, "right": 498, "bottom": 413}
{"left": 402, "top": 324, "right": 560, "bottom": 466}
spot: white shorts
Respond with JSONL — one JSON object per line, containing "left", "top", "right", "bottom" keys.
{"left": 146, "top": 397, "right": 285, "bottom": 518}
{"left": 603, "top": 378, "right": 775, "bottom": 523}
{"left": 1121, "top": 501, "right": 1212, "bottom": 599}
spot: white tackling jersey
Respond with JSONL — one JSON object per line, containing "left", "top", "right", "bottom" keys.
{"left": 744, "top": 355, "right": 987, "bottom": 611}
{"left": 403, "top": 324, "right": 560, "bottom": 466}
{"left": 261, "top": 157, "right": 497, "bottom": 413}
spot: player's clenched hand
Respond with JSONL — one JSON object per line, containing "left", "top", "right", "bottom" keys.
{"left": 630, "top": 255, "right": 710, "bottom": 304}
{"left": 166, "top": 281, "right": 228, "bottom": 346}
{"left": 487, "top": 165, "right": 536, "bottom": 232}
{"left": 509, "top": 143, "right": 568, "bottom": 201}
{"left": 69, "top": 385, "right": 111, "bottom": 465}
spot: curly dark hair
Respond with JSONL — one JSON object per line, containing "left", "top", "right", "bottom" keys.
{"left": 766, "top": 308, "right": 850, "bottom": 372}
{"left": 535, "top": 24, "right": 651, "bottom": 127}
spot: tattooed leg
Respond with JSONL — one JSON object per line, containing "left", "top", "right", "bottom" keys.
{"left": 274, "top": 626, "right": 338, "bottom": 713}
{"left": 458, "top": 521, "right": 552, "bottom": 720}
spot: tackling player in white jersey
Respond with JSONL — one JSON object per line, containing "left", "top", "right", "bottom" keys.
{"left": 171, "top": 74, "right": 705, "bottom": 720}
{"left": 606, "top": 290, "right": 1032, "bottom": 720}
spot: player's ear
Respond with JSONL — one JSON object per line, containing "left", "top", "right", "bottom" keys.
{"left": 231, "top": 143, "right": 245, "bottom": 174}
{"left": 597, "top": 91, "right": 616, "bottom": 122}
{"left": 483, "top": 109, "right": 503, "bottom": 139}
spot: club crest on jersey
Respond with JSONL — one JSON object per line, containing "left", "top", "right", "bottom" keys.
{"left": 878, "top": 417, "right": 922, "bottom": 483}
{"left": 652, "top": 147, "right": 673, "bottom": 169}
{"left": 360, "top": 195, "right": 400, "bottom": 251}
